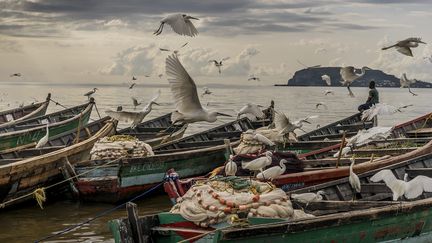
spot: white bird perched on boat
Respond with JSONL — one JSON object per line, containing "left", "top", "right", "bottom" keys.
{"left": 381, "top": 37, "right": 426, "bottom": 57}
{"left": 35, "top": 124, "right": 49, "bottom": 148}
{"left": 154, "top": 13, "right": 199, "bottom": 37}
{"left": 256, "top": 159, "right": 287, "bottom": 180}
{"left": 321, "top": 74, "right": 331, "bottom": 86}
{"left": 159, "top": 42, "right": 188, "bottom": 55}
{"left": 165, "top": 54, "right": 231, "bottom": 124}
{"left": 209, "top": 57, "right": 230, "bottom": 74}
{"left": 225, "top": 155, "right": 237, "bottom": 176}
{"left": 242, "top": 151, "right": 273, "bottom": 173}
{"left": 324, "top": 90, "right": 334, "bottom": 95}
{"left": 106, "top": 90, "right": 161, "bottom": 129}
{"left": 253, "top": 133, "right": 275, "bottom": 147}
{"left": 275, "top": 111, "right": 318, "bottom": 138}
{"left": 370, "top": 170, "right": 432, "bottom": 201}
{"left": 400, "top": 73, "right": 418, "bottom": 96}
{"left": 340, "top": 66, "right": 370, "bottom": 97}
{"left": 131, "top": 97, "right": 142, "bottom": 110}
{"left": 361, "top": 103, "right": 413, "bottom": 121}
{"left": 315, "top": 102, "right": 328, "bottom": 110}
{"left": 348, "top": 157, "right": 361, "bottom": 200}
{"left": 237, "top": 103, "right": 265, "bottom": 121}
{"left": 201, "top": 87, "right": 212, "bottom": 97}
{"left": 84, "top": 88, "right": 98, "bottom": 100}
{"left": 290, "top": 190, "right": 326, "bottom": 204}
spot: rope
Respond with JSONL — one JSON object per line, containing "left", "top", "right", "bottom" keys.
{"left": 34, "top": 188, "right": 46, "bottom": 209}
{"left": 49, "top": 98, "right": 69, "bottom": 109}
{"left": 94, "top": 103, "right": 102, "bottom": 119}
{"left": 34, "top": 181, "right": 164, "bottom": 243}
{"left": 0, "top": 157, "right": 124, "bottom": 209}
{"left": 414, "top": 113, "right": 432, "bottom": 138}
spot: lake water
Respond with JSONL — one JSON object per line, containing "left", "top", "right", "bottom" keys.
{"left": 0, "top": 82, "right": 431, "bottom": 242}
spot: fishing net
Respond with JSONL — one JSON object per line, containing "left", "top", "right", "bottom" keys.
{"left": 170, "top": 176, "right": 313, "bottom": 228}
{"left": 90, "top": 135, "right": 154, "bottom": 160}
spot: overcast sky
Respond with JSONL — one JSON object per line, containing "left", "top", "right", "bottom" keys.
{"left": 1, "top": 0, "right": 431, "bottom": 84}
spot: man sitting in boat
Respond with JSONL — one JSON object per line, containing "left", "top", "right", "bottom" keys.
{"left": 358, "top": 80, "right": 379, "bottom": 112}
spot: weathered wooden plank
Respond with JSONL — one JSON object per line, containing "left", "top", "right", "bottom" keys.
{"left": 126, "top": 202, "right": 144, "bottom": 243}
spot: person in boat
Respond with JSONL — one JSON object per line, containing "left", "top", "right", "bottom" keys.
{"left": 358, "top": 80, "right": 379, "bottom": 112}
{"left": 263, "top": 100, "right": 275, "bottom": 121}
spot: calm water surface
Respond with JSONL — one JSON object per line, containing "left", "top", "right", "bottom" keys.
{"left": 0, "top": 82, "right": 431, "bottom": 242}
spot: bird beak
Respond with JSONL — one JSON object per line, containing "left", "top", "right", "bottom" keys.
{"left": 153, "top": 102, "right": 161, "bottom": 106}
{"left": 419, "top": 40, "right": 427, "bottom": 44}
{"left": 188, "top": 16, "right": 199, "bottom": 20}
{"left": 303, "top": 120, "right": 311, "bottom": 124}
{"left": 217, "top": 112, "right": 232, "bottom": 117}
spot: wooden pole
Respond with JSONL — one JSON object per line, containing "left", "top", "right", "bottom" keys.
{"left": 335, "top": 131, "right": 347, "bottom": 168}
{"left": 126, "top": 202, "right": 144, "bottom": 243}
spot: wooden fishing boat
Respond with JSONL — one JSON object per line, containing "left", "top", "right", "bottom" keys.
{"left": 291, "top": 149, "right": 432, "bottom": 202}
{"left": 109, "top": 181, "right": 432, "bottom": 243}
{"left": 0, "top": 118, "right": 117, "bottom": 208}
{"left": 117, "top": 112, "right": 187, "bottom": 146}
{"left": 270, "top": 138, "right": 432, "bottom": 192}
{"left": 0, "top": 93, "right": 51, "bottom": 127}
{"left": 279, "top": 111, "right": 432, "bottom": 154}
{"left": 73, "top": 117, "right": 270, "bottom": 203}
{"left": 0, "top": 100, "right": 94, "bottom": 152}
{"left": 0, "top": 117, "right": 112, "bottom": 164}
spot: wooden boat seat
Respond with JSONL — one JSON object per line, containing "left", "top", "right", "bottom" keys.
{"left": 334, "top": 122, "right": 374, "bottom": 131}
{"left": 406, "top": 128, "right": 432, "bottom": 138}
{"left": 405, "top": 168, "right": 432, "bottom": 178}
{"left": 360, "top": 183, "right": 391, "bottom": 194}
{"left": 207, "top": 131, "right": 242, "bottom": 139}
{"left": 308, "top": 131, "right": 357, "bottom": 141}
{"left": 178, "top": 139, "right": 231, "bottom": 148}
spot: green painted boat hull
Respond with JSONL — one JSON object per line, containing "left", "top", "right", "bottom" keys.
{"left": 0, "top": 104, "right": 92, "bottom": 151}
{"left": 109, "top": 201, "right": 432, "bottom": 243}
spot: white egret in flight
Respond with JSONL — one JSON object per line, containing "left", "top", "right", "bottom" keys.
{"left": 209, "top": 57, "right": 230, "bottom": 74}
{"left": 382, "top": 37, "right": 426, "bottom": 57}
{"left": 237, "top": 103, "right": 264, "bottom": 121}
{"left": 165, "top": 54, "right": 231, "bottom": 124}
{"left": 340, "top": 66, "right": 370, "bottom": 97}
{"left": 154, "top": 14, "right": 199, "bottom": 37}
{"left": 400, "top": 73, "right": 418, "bottom": 96}
{"left": 159, "top": 42, "right": 188, "bottom": 55}
{"left": 106, "top": 90, "right": 161, "bottom": 129}
{"left": 321, "top": 74, "right": 331, "bottom": 86}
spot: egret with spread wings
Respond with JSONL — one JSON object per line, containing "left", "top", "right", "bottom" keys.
{"left": 400, "top": 73, "right": 418, "bottom": 96}
{"left": 154, "top": 14, "right": 199, "bottom": 37}
{"left": 237, "top": 103, "right": 265, "bottom": 121}
{"left": 340, "top": 66, "right": 370, "bottom": 97}
{"left": 166, "top": 54, "right": 231, "bottom": 124}
{"left": 105, "top": 90, "right": 161, "bottom": 129}
{"left": 382, "top": 37, "right": 426, "bottom": 57}
{"left": 209, "top": 57, "right": 230, "bottom": 74}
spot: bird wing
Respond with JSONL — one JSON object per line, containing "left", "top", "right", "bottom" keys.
{"left": 246, "top": 104, "right": 265, "bottom": 119}
{"left": 209, "top": 60, "right": 218, "bottom": 65}
{"left": 184, "top": 18, "right": 198, "bottom": 37}
{"left": 321, "top": 74, "right": 331, "bottom": 86}
{"left": 274, "top": 111, "right": 290, "bottom": 131}
{"left": 180, "top": 42, "right": 188, "bottom": 48}
{"left": 166, "top": 54, "right": 203, "bottom": 113}
{"left": 400, "top": 37, "right": 424, "bottom": 45}
{"left": 405, "top": 176, "right": 432, "bottom": 199}
{"left": 253, "top": 133, "right": 275, "bottom": 146}
{"left": 149, "top": 89, "right": 161, "bottom": 103}
{"left": 166, "top": 15, "right": 198, "bottom": 37}
{"left": 340, "top": 66, "right": 355, "bottom": 79}
{"left": 222, "top": 57, "right": 230, "bottom": 61}
{"left": 396, "top": 46, "right": 413, "bottom": 57}
{"left": 296, "top": 115, "right": 319, "bottom": 124}
{"left": 370, "top": 169, "right": 396, "bottom": 183}
{"left": 105, "top": 110, "right": 141, "bottom": 123}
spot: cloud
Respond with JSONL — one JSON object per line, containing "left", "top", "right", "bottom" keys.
{"left": 99, "top": 44, "right": 158, "bottom": 75}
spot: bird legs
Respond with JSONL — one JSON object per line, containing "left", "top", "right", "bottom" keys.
{"left": 408, "top": 87, "right": 418, "bottom": 96}
{"left": 347, "top": 86, "right": 355, "bottom": 97}
{"left": 154, "top": 23, "right": 164, "bottom": 35}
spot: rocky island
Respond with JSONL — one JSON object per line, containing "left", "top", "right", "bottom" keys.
{"left": 276, "top": 67, "right": 432, "bottom": 88}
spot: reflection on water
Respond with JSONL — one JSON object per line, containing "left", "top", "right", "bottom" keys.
{"left": 0, "top": 82, "right": 431, "bottom": 242}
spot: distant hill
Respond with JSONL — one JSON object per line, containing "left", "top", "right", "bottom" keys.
{"left": 276, "top": 67, "right": 432, "bottom": 88}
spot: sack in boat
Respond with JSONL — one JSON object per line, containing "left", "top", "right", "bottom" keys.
{"left": 90, "top": 135, "right": 154, "bottom": 160}
{"left": 234, "top": 132, "right": 266, "bottom": 154}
